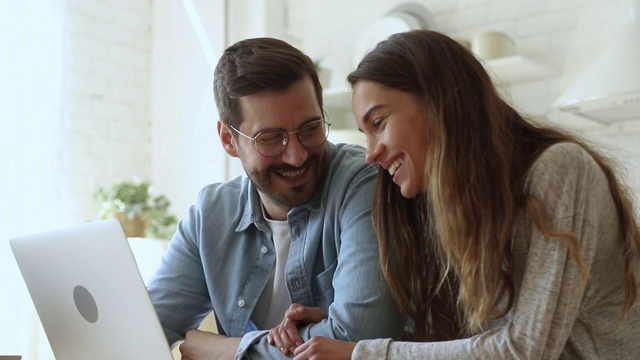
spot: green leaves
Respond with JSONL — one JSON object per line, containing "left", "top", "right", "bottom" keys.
{"left": 94, "top": 177, "right": 178, "bottom": 239}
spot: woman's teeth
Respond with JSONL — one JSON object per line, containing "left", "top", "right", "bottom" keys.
{"left": 388, "top": 158, "right": 402, "bottom": 176}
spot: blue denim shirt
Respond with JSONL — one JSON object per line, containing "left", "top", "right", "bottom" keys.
{"left": 147, "top": 143, "right": 406, "bottom": 359}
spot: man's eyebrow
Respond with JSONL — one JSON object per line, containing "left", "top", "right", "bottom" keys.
{"left": 254, "top": 115, "right": 323, "bottom": 134}
{"left": 309, "top": 114, "right": 324, "bottom": 122}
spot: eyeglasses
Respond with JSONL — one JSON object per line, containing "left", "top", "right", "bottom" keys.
{"left": 229, "top": 118, "right": 331, "bottom": 157}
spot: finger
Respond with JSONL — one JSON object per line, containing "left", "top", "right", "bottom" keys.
{"left": 286, "top": 306, "right": 328, "bottom": 324}
{"left": 271, "top": 326, "right": 295, "bottom": 355}
{"left": 278, "top": 318, "right": 300, "bottom": 353}
{"left": 285, "top": 304, "right": 303, "bottom": 320}
{"left": 269, "top": 327, "right": 286, "bottom": 352}
{"left": 267, "top": 330, "right": 273, "bottom": 345}
{"left": 292, "top": 340, "right": 311, "bottom": 359}
{"left": 292, "top": 337, "right": 328, "bottom": 359}
{"left": 283, "top": 318, "right": 304, "bottom": 347}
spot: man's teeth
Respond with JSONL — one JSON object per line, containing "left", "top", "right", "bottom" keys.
{"left": 282, "top": 168, "right": 305, "bottom": 178}
{"left": 388, "top": 159, "right": 402, "bottom": 176}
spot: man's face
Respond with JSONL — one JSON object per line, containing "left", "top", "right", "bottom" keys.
{"left": 219, "top": 76, "right": 328, "bottom": 219}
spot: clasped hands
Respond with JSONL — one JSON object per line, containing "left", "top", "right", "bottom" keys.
{"left": 267, "top": 303, "right": 355, "bottom": 359}
{"left": 178, "top": 304, "right": 354, "bottom": 359}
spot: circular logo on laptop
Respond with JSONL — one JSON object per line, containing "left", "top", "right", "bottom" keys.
{"left": 73, "top": 285, "right": 99, "bottom": 323}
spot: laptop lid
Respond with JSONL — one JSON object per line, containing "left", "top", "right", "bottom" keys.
{"left": 10, "top": 218, "right": 173, "bottom": 360}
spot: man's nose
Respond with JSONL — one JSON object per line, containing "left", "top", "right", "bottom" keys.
{"left": 280, "top": 135, "right": 307, "bottom": 167}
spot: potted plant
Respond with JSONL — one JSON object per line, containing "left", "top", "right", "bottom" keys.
{"left": 94, "top": 177, "right": 178, "bottom": 239}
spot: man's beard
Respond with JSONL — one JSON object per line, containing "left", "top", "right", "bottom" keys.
{"left": 245, "top": 153, "right": 326, "bottom": 209}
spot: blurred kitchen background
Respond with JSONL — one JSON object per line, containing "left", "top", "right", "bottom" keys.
{"left": 1, "top": 0, "right": 639, "bottom": 358}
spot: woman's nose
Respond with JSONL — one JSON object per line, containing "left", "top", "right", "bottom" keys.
{"left": 365, "top": 139, "right": 380, "bottom": 164}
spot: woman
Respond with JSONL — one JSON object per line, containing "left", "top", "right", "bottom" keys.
{"left": 268, "top": 30, "right": 640, "bottom": 359}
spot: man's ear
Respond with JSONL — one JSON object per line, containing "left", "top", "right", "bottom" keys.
{"left": 218, "top": 120, "right": 239, "bottom": 157}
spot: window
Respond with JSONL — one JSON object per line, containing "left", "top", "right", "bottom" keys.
{"left": 0, "top": 1, "right": 65, "bottom": 358}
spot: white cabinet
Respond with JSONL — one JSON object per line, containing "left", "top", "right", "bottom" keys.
{"left": 483, "top": 55, "right": 559, "bottom": 85}
{"left": 322, "top": 54, "right": 558, "bottom": 140}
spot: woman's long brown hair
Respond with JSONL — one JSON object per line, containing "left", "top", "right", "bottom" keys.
{"left": 348, "top": 30, "right": 640, "bottom": 340}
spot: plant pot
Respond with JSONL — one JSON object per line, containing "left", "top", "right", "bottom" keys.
{"left": 114, "top": 212, "right": 147, "bottom": 237}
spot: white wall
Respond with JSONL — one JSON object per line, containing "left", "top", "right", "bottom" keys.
{"left": 286, "top": 0, "right": 640, "bottom": 199}
{"left": 62, "top": 0, "right": 153, "bottom": 222}
{"left": 148, "top": 0, "right": 286, "bottom": 216}
{"left": 61, "top": 0, "right": 241, "bottom": 222}
{"left": 61, "top": 0, "right": 640, "bottom": 221}
{"left": 149, "top": 0, "right": 228, "bottom": 218}
{"left": 287, "top": 0, "right": 629, "bottom": 117}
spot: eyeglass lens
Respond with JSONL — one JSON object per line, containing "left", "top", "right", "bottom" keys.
{"left": 255, "top": 120, "right": 329, "bottom": 156}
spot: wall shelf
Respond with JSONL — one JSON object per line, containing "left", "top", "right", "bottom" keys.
{"left": 323, "top": 54, "right": 558, "bottom": 113}
{"left": 483, "top": 54, "right": 559, "bottom": 85}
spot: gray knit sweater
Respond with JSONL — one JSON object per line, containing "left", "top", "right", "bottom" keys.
{"left": 354, "top": 143, "right": 640, "bottom": 359}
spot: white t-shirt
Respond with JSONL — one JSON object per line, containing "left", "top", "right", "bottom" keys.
{"left": 251, "top": 216, "right": 292, "bottom": 329}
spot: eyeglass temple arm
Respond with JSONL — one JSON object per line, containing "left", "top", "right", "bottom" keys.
{"left": 229, "top": 125, "right": 253, "bottom": 140}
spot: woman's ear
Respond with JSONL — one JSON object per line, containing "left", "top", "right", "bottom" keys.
{"left": 218, "top": 120, "right": 239, "bottom": 157}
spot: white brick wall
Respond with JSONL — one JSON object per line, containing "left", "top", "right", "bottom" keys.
{"left": 286, "top": 0, "right": 640, "bottom": 199}
{"left": 58, "top": 0, "right": 639, "bottom": 221}
{"left": 61, "top": 0, "right": 152, "bottom": 221}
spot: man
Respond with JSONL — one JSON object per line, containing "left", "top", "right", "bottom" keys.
{"left": 147, "top": 37, "right": 405, "bottom": 359}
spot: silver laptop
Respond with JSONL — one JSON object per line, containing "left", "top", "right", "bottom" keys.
{"left": 10, "top": 218, "right": 173, "bottom": 360}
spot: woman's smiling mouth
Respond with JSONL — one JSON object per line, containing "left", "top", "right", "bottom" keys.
{"left": 388, "top": 157, "right": 403, "bottom": 176}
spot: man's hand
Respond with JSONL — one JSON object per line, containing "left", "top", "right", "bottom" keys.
{"left": 267, "top": 303, "right": 328, "bottom": 356}
{"left": 292, "top": 336, "right": 355, "bottom": 360}
{"left": 179, "top": 330, "right": 241, "bottom": 360}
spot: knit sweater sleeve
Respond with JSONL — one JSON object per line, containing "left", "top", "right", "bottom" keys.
{"left": 353, "top": 143, "right": 611, "bottom": 359}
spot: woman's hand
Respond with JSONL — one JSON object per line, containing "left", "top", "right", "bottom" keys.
{"left": 293, "top": 336, "right": 356, "bottom": 360}
{"left": 267, "top": 303, "right": 328, "bottom": 355}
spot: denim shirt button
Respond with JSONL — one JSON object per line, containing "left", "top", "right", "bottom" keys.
{"left": 261, "top": 246, "right": 268, "bottom": 254}
{"left": 237, "top": 299, "right": 245, "bottom": 307}
{"left": 295, "top": 280, "right": 300, "bottom": 289}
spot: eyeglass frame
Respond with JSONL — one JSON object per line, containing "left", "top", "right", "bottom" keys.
{"left": 228, "top": 115, "right": 332, "bottom": 157}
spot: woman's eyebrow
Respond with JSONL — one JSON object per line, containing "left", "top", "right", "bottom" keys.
{"left": 361, "top": 104, "right": 385, "bottom": 126}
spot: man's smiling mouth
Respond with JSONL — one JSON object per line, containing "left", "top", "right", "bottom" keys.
{"left": 280, "top": 167, "right": 307, "bottom": 179}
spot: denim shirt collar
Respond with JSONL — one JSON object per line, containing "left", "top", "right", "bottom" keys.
{"left": 235, "top": 143, "right": 338, "bottom": 233}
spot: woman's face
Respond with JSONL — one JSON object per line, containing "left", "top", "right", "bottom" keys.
{"left": 352, "top": 80, "right": 429, "bottom": 198}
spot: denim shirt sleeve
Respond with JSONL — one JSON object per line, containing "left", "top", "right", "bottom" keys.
{"left": 147, "top": 177, "right": 257, "bottom": 345}
{"left": 236, "top": 144, "right": 406, "bottom": 359}
{"left": 147, "top": 189, "right": 222, "bottom": 345}
{"left": 148, "top": 144, "right": 406, "bottom": 359}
